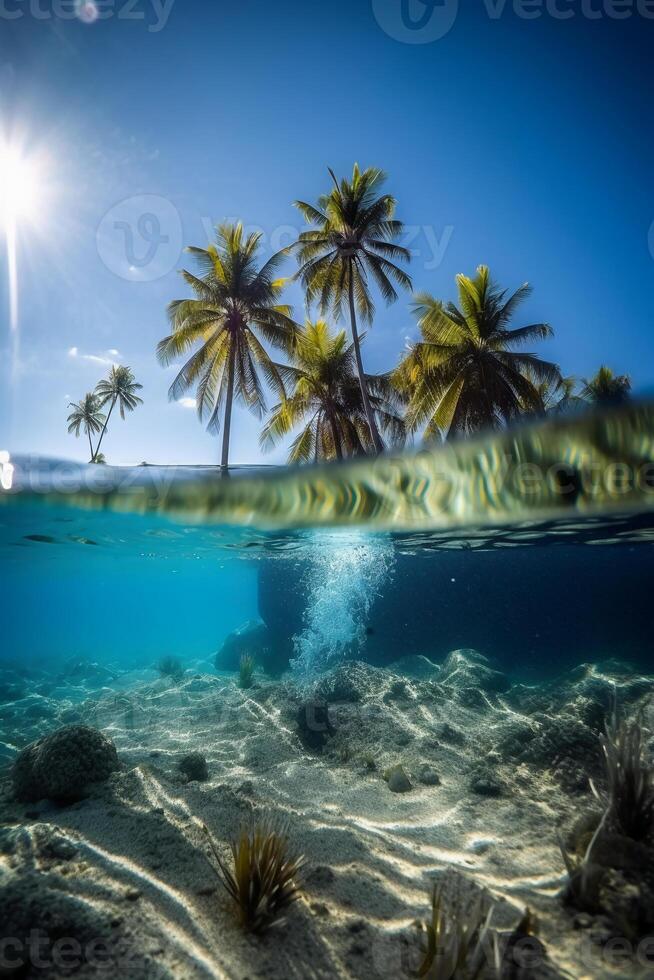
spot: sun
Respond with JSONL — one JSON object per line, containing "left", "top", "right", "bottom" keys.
{"left": 0, "top": 141, "right": 43, "bottom": 226}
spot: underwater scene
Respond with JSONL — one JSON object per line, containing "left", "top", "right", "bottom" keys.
{"left": 2, "top": 404, "right": 654, "bottom": 979}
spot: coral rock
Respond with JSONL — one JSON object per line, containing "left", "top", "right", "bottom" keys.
{"left": 178, "top": 752, "right": 209, "bottom": 782}
{"left": 417, "top": 764, "right": 441, "bottom": 786}
{"left": 386, "top": 765, "right": 412, "bottom": 793}
{"left": 296, "top": 700, "right": 335, "bottom": 752}
{"left": 314, "top": 662, "right": 382, "bottom": 703}
{"left": 12, "top": 725, "right": 119, "bottom": 803}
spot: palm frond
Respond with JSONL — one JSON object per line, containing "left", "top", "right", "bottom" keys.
{"left": 156, "top": 222, "right": 296, "bottom": 463}
{"left": 397, "top": 268, "right": 558, "bottom": 439}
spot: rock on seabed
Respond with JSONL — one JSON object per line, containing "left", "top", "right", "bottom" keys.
{"left": 12, "top": 724, "right": 119, "bottom": 803}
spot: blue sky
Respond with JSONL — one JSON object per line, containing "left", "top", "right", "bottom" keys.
{"left": 1, "top": 0, "right": 653, "bottom": 464}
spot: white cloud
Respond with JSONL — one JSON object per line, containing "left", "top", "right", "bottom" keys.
{"left": 68, "top": 347, "right": 122, "bottom": 367}
{"left": 177, "top": 397, "right": 196, "bottom": 409}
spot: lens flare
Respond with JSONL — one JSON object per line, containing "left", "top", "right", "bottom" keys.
{"left": 75, "top": 0, "right": 100, "bottom": 23}
{"left": 0, "top": 139, "right": 47, "bottom": 395}
{"left": 0, "top": 143, "right": 42, "bottom": 225}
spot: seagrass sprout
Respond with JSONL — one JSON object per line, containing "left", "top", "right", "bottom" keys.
{"left": 203, "top": 821, "right": 305, "bottom": 933}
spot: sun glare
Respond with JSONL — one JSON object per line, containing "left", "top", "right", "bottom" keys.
{"left": 0, "top": 142, "right": 43, "bottom": 225}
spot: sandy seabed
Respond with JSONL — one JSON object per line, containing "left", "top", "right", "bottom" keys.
{"left": 1, "top": 651, "right": 653, "bottom": 979}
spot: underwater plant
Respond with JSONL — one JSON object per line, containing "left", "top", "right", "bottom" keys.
{"left": 557, "top": 709, "right": 654, "bottom": 913}
{"left": 203, "top": 822, "right": 305, "bottom": 933}
{"left": 416, "top": 884, "right": 500, "bottom": 979}
{"left": 557, "top": 824, "right": 601, "bottom": 910}
{"left": 360, "top": 750, "right": 378, "bottom": 771}
{"left": 591, "top": 713, "right": 654, "bottom": 841}
{"left": 157, "top": 655, "right": 184, "bottom": 683}
{"left": 238, "top": 653, "right": 256, "bottom": 689}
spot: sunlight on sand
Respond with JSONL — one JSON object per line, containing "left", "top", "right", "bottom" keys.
{"left": 74, "top": 834, "right": 224, "bottom": 978}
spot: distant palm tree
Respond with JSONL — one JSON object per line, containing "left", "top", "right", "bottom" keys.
{"left": 288, "top": 165, "right": 412, "bottom": 453}
{"left": 522, "top": 370, "right": 581, "bottom": 415}
{"left": 394, "top": 265, "right": 561, "bottom": 439}
{"left": 67, "top": 393, "right": 106, "bottom": 462}
{"left": 581, "top": 366, "right": 631, "bottom": 405}
{"left": 261, "top": 320, "right": 405, "bottom": 463}
{"left": 93, "top": 365, "right": 143, "bottom": 461}
{"left": 158, "top": 223, "right": 298, "bottom": 472}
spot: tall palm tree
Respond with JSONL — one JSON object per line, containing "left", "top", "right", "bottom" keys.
{"left": 288, "top": 164, "right": 412, "bottom": 453}
{"left": 395, "top": 265, "right": 561, "bottom": 439}
{"left": 67, "top": 393, "right": 106, "bottom": 462}
{"left": 581, "top": 366, "right": 631, "bottom": 405}
{"left": 157, "top": 223, "right": 298, "bottom": 471}
{"left": 261, "top": 320, "right": 405, "bottom": 463}
{"left": 93, "top": 365, "right": 143, "bottom": 461}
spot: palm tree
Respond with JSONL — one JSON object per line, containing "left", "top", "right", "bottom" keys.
{"left": 67, "top": 393, "right": 106, "bottom": 462}
{"left": 581, "top": 366, "right": 631, "bottom": 405}
{"left": 522, "top": 370, "right": 581, "bottom": 415}
{"left": 157, "top": 223, "right": 298, "bottom": 472}
{"left": 261, "top": 320, "right": 405, "bottom": 463}
{"left": 395, "top": 265, "right": 561, "bottom": 439}
{"left": 288, "top": 164, "right": 412, "bottom": 453}
{"left": 93, "top": 365, "right": 143, "bottom": 461}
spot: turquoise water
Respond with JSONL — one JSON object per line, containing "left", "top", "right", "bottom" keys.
{"left": 2, "top": 400, "right": 654, "bottom": 678}
{"left": 3, "top": 403, "right": 654, "bottom": 979}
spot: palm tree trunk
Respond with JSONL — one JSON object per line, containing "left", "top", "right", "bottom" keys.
{"left": 348, "top": 267, "right": 383, "bottom": 454}
{"left": 93, "top": 397, "right": 116, "bottom": 461}
{"left": 328, "top": 412, "right": 343, "bottom": 460}
{"left": 87, "top": 431, "right": 94, "bottom": 463}
{"left": 221, "top": 344, "right": 236, "bottom": 474}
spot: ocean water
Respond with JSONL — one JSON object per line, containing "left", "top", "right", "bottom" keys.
{"left": 2, "top": 402, "right": 654, "bottom": 980}
{"left": 2, "top": 399, "right": 654, "bottom": 680}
